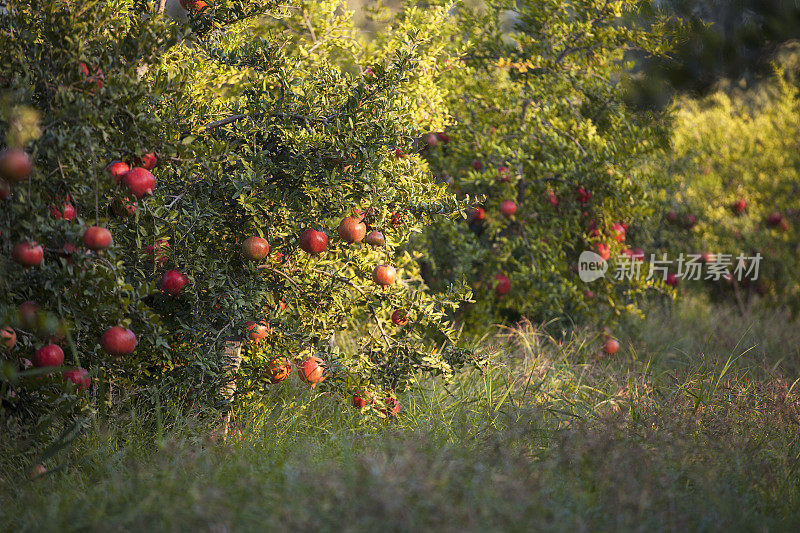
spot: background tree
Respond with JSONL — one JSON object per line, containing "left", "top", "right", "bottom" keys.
{"left": 417, "top": 0, "right": 675, "bottom": 331}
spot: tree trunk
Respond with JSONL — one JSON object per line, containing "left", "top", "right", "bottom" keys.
{"left": 216, "top": 339, "right": 243, "bottom": 437}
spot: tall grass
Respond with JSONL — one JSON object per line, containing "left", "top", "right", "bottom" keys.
{"left": 3, "top": 296, "right": 800, "bottom": 531}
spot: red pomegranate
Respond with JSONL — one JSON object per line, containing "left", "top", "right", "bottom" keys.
{"left": 299, "top": 228, "right": 328, "bottom": 255}
{"left": 161, "top": 270, "right": 188, "bottom": 295}
{"left": 12, "top": 240, "right": 43, "bottom": 267}
{"left": 34, "top": 344, "right": 64, "bottom": 368}
{"left": 83, "top": 226, "right": 112, "bottom": 250}
{"left": 122, "top": 167, "right": 155, "bottom": 199}
{"left": 63, "top": 367, "right": 91, "bottom": 390}
{"left": 101, "top": 326, "right": 138, "bottom": 356}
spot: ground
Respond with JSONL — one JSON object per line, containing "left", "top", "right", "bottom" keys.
{"left": 3, "top": 296, "right": 800, "bottom": 531}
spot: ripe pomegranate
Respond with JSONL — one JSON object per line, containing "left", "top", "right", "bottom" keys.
{"left": 732, "top": 198, "right": 747, "bottom": 214}
{"left": 246, "top": 320, "right": 269, "bottom": 342}
{"left": 471, "top": 159, "right": 483, "bottom": 171}
{"left": 179, "top": 0, "right": 208, "bottom": 10}
{"left": 242, "top": 236, "right": 270, "bottom": 261}
{"left": 665, "top": 273, "right": 679, "bottom": 287}
{"left": 390, "top": 210, "right": 405, "bottom": 228}
{"left": 161, "top": 270, "right": 188, "bottom": 295}
{"left": 391, "top": 309, "right": 409, "bottom": 326}
{"left": 423, "top": 132, "right": 438, "bottom": 148}
{"left": 494, "top": 273, "right": 510, "bottom": 296}
{"left": 1, "top": 327, "right": 16, "bottom": 349}
{"left": 18, "top": 358, "right": 33, "bottom": 370}
{"left": 666, "top": 210, "right": 678, "bottom": 223}
{"left": 365, "top": 230, "right": 385, "bottom": 247}
{"left": 468, "top": 206, "right": 486, "bottom": 223}
{"left": 63, "top": 367, "right": 91, "bottom": 390}
{"left": 19, "top": 301, "right": 39, "bottom": 327}
{"left": 611, "top": 223, "right": 626, "bottom": 243}
{"left": 436, "top": 132, "right": 450, "bottom": 144}
{"left": 594, "top": 242, "right": 611, "bottom": 261}
{"left": 50, "top": 199, "right": 76, "bottom": 221}
{"left": 767, "top": 211, "right": 784, "bottom": 227}
{"left": 12, "top": 240, "right": 43, "bottom": 267}
{"left": 499, "top": 200, "right": 517, "bottom": 217}
{"left": 298, "top": 356, "right": 326, "bottom": 386}
{"left": 101, "top": 326, "right": 137, "bottom": 356}
{"left": 34, "top": 344, "right": 64, "bottom": 368}
{"left": 353, "top": 390, "right": 373, "bottom": 408}
{"left": 265, "top": 357, "right": 292, "bottom": 383}
{"left": 602, "top": 338, "right": 620, "bottom": 355}
{"left": 0, "top": 149, "right": 32, "bottom": 183}
{"left": 145, "top": 239, "right": 170, "bottom": 266}
{"left": 575, "top": 187, "right": 591, "bottom": 204}
{"left": 546, "top": 192, "right": 558, "bottom": 206}
{"left": 83, "top": 226, "right": 112, "bottom": 250}
{"left": 497, "top": 166, "right": 511, "bottom": 182}
{"left": 380, "top": 395, "right": 401, "bottom": 417}
{"left": 140, "top": 152, "right": 157, "bottom": 170}
{"left": 584, "top": 290, "right": 594, "bottom": 299}
{"left": 372, "top": 264, "right": 397, "bottom": 286}
{"left": 113, "top": 197, "right": 137, "bottom": 216}
{"left": 106, "top": 161, "right": 130, "bottom": 183}
{"left": 0, "top": 180, "right": 9, "bottom": 200}
{"left": 338, "top": 217, "right": 367, "bottom": 243}
{"left": 299, "top": 228, "right": 328, "bottom": 255}
{"left": 701, "top": 252, "right": 717, "bottom": 263}
{"left": 683, "top": 214, "right": 697, "bottom": 229}
{"left": 122, "top": 167, "right": 156, "bottom": 198}
{"left": 394, "top": 148, "right": 406, "bottom": 158}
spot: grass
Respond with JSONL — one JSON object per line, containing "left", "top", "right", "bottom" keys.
{"left": 3, "top": 295, "right": 800, "bottom": 531}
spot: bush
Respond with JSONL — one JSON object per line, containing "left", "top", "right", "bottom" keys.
{"left": 0, "top": 0, "right": 479, "bottom": 445}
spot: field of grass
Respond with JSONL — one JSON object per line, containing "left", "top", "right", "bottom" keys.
{"left": 3, "top": 296, "right": 800, "bottom": 531}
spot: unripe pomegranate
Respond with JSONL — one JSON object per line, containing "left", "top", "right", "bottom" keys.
{"left": 106, "top": 161, "right": 130, "bottom": 183}
{"left": 299, "top": 228, "right": 328, "bottom": 255}
{"left": 242, "top": 236, "right": 270, "bottom": 261}
{"left": 0, "top": 149, "right": 32, "bottom": 183}
{"left": 298, "top": 356, "right": 326, "bottom": 386}
{"left": 12, "top": 240, "right": 43, "bottom": 267}
{"left": 63, "top": 367, "right": 91, "bottom": 390}
{"left": 494, "top": 273, "right": 510, "bottom": 296}
{"left": 338, "top": 217, "right": 367, "bottom": 243}
{"left": 161, "top": 270, "right": 188, "bottom": 295}
{"left": 34, "top": 344, "right": 64, "bottom": 368}
{"left": 101, "top": 326, "right": 137, "bottom": 356}
{"left": 499, "top": 200, "right": 517, "bottom": 217}
{"left": 122, "top": 167, "right": 155, "bottom": 199}
{"left": 365, "top": 230, "right": 385, "bottom": 247}
{"left": 372, "top": 264, "right": 397, "bottom": 286}
{"left": 83, "top": 226, "right": 112, "bottom": 250}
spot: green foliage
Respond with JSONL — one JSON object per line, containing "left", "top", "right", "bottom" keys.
{"left": 418, "top": 0, "right": 674, "bottom": 330}
{"left": 0, "top": 0, "right": 480, "bottom": 441}
{"left": 656, "top": 52, "right": 800, "bottom": 313}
